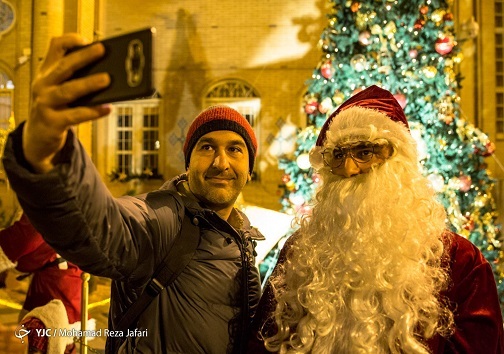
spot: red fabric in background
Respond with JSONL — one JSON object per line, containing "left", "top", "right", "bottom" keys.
{"left": 21, "top": 317, "right": 76, "bottom": 354}
{"left": 0, "top": 213, "right": 83, "bottom": 323}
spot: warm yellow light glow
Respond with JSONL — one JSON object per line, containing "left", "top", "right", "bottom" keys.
{"left": 247, "top": 3, "right": 321, "bottom": 68}
{"left": 240, "top": 205, "right": 294, "bottom": 265}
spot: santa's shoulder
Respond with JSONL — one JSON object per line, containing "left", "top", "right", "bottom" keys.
{"left": 441, "top": 230, "right": 491, "bottom": 271}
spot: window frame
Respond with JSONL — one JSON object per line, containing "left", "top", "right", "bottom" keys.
{"left": 106, "top": 98, "right": 162, "bottom": 178}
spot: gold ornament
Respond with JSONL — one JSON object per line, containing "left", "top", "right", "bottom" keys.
{"left": 355, "top": 12, "right": 368, "bottom": 30}
{"left": 317, "top": 39, "right": 324, "bottom": 50}
{"left": 318, "top": 97, "right": 334, "bottom": 114}
{"left": 350, "top": 54, "right": 368, "bottom": 72}
{"left": 453, "top": 52, "right": 464, "bottom": 64}
{"left": 371, "top": 24, "right": 382, "bottom": 35}
{"left": 474, "top": 195, "right": 486, "bottom": 208}
{"left": 444, "top": 58, "right": 454, "bottom": 68}
{"left": 459, "top": 229, "right": 470, "bottom": 238}
{"left": 333, "top": 90, "right": 346, "bottom": 105}
{"left": 286, "top": 181, "right": 295, "bottom": 191}
{"left": 383, "top": 21, "right": 397, "bottom": 37}
{"left": 444, "top": 67, "right": 456, "bottom": 85}
{"left": 431, "top": 9, "right": 446, "bottom": 24}
{"left": 421, "top": 66, "right": 438, "bottom": 79}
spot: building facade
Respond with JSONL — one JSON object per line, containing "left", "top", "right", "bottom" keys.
{"left": 0, "top": 0, "right": 501, "bottom": 215}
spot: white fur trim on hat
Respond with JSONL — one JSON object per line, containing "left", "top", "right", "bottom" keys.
{"left": 326, "top": 106, "right": 410, "bottom": 145}
{"left": 22, "top": 299, "right": 74, "bottom": 354}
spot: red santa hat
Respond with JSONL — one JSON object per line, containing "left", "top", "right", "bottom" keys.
{"left": 309, "top": 85, "right": 412, "bottom": 170}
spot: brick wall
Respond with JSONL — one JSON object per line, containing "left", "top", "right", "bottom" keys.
{"left": 0, "top": 1, "right": 491, "bottom": 212}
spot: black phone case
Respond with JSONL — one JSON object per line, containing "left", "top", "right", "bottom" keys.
{"left": 68, "top": 28, "right": 155, "bottom": 107}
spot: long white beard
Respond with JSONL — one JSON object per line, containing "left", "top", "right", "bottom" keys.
{"left": 311, "top": 159, "right": 446, "bottom": 258}
{"left": 267, "top": 157, "right": 452, "bottom": 354}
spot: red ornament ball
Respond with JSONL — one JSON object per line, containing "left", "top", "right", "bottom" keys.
{"left": 443, "top": 12, "right": 454, "bottom": 21}
{"left": 414, "top": 18, "right": 425, "bottom": 29}
{"left": 419, "top": 5, "right": 429, "bottom": 15}
{"left": 442, "top": 114, "right": 454, "bottom": 125}
{"left": 305, "top": 101, "right": 318, "bottom": 114}
{"left": 393, "top": 93, "right": 407, "bottom": 109}
{"left": 352, "top": 87, "right": 364, "bottom": 96}
{"left": 482, "top": 141, "right": 496, "bottom": 157}
{"left": 435, "top": 37, "right": 454, "bottom": 55}
{"left": 320, "top": 61, "right": 335, "bottom": 79}
{"left": 358, "top": 31, "right": 372, "bottom": 46}
{"left": 351, "top": 1, "right": 360, "bottom": 12}
{"left": 298, "top": 205, "right": 312, "bottom": 215}
{"left": 464, "top": 218, "right": 475, "bottom": 231}
{"left": 458, "top": 175, "right": 472, "bottom": 192}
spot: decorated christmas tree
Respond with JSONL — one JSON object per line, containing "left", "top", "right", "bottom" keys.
{"left": 274, "top": 0, "right": 504, "bottom": 310}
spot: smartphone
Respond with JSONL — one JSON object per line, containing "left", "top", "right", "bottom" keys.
{"left": 67, "top": 27, "right": 156, "bottom": 107}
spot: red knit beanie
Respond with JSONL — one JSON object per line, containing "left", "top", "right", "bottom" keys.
{"left": 183, "top": 105, "right": 258, "bottom": 173}
{"left": 315, "top": 85, "right": 409, "bottom": 146}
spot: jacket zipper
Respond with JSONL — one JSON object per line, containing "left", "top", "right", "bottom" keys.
{"left": 201, "top": 211, "right": 251, "bottom": 354}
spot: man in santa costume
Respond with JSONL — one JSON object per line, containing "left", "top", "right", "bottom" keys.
{"left": 0, "top": 213, "right": 86, "bottom": 353}
{"left": 249, "top": 85, "right": 504, "bottom": 353}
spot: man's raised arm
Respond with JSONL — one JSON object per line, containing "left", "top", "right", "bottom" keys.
{"left": 23, "top": 33, "right": 111, "bottom": 173}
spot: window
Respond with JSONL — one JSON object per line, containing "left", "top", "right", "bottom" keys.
{"left": 109, "top": 99, "right": 161, "bottom": 179}
{"left": 0, "top": 89, "right": 12, "bottom": 129}
{"left": 117, "top": 107, "right": 133, "bottom": 174}
{"left": 142, "top": 106, "right": 160, "bottom": 176}
{"left": 0, "top": 71, "right": 13, "bottom": 131}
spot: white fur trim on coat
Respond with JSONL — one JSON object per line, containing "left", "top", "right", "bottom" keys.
{"left": 22, "top": 299, "right": 74, "bottom": 354}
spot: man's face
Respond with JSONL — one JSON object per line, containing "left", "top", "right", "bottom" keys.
{"left": 322, "top": 140, "right": 393, "bottom": 178}
{"left": 187, "top": 130, "right": 250, "bottom": 211}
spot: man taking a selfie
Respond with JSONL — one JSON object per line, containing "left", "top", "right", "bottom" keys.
{"left": 2, "top": 33, "right": 263, "bottom": 353}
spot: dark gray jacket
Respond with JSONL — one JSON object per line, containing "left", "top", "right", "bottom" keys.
{"left": 3, "top": 124, "right": 263, "bottom": 353}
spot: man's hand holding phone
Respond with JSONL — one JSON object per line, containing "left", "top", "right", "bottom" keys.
{"left": 66, "top": 28, "right": 155, "bottom": 107}
{"left": 24, "top": 33, "right": 112, "bottom": 174}
{"left": 22, "top": 28, "right": 154, "bottom": 174}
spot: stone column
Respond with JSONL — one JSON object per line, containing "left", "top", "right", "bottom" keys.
{"left": 31, "top": 0, "right": 64, "bottom": 76}
{"left": 63, "top": 0, "right": 97, "bottom": 159}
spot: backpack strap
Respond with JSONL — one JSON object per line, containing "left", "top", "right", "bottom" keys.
{"left": 114, "top": 191, "right": 200, "bottom": 334}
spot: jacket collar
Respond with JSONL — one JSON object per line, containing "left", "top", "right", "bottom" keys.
{"left": 159, "top": 174, "right": 258, "bottom": 234}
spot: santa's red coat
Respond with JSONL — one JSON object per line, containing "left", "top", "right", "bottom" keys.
{"left": 249, "top": 231, "right": 504, "bottom": 353}
{"left": 0, "top": 213, "right": 83, "bottom": 324}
